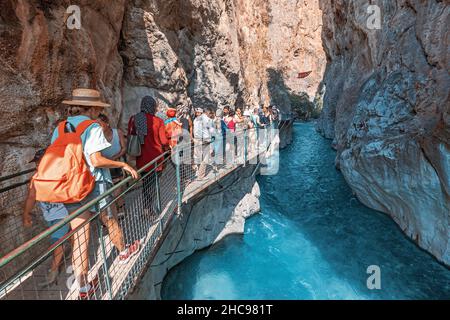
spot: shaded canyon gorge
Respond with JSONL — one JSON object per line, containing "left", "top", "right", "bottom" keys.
{"left": 0, "top": 0, "right": 448, "bottom": 267}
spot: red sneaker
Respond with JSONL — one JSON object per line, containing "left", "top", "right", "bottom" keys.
{"left": 118, "top": 240, "right": 141, "bottom": 265}
{"left": 78, "top": 276, "right": 99, "bottom": 300}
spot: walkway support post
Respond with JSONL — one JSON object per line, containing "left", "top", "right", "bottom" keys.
{"left": 243, "top": 129, "right": 248, "bottom": 167}
{"left": 97, "top": 217, "right": 113, "bottom": 300}
{"left": 175, "top": 150, "right": 182, "bottom": 216}
{"left": 154, "top": 170, "right": 164, "bottom": 234}
{"left": 154, "top": 171, "right": 161, "bottom": 214}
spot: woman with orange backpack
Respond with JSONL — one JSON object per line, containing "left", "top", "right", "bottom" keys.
{"left": 33, "top": 88, "right": 139, "bottom": 299}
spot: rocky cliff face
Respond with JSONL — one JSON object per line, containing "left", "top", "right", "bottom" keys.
{"left": 0, "top": 0, "right": 126, "bottom": 174}
{"left": 3, "top": 0, "right": 445, "bottom": 267}
{"left": 0, "top": 0, "right": 324, "bottom": 174}
{"left": 316, "top": 0, "right": 449, "bottom": 264}
{"left": 120, "top": 0, "right": 326, "bottom": 127}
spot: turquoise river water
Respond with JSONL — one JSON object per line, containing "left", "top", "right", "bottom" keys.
{"left": 161, "top": 122, "right": 450, "bottom": 300}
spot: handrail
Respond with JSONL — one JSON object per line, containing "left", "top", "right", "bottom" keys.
{"left": 0, "top": 115, "right": 293, "bottom": 299}
{"left": 0, "top": 180, "right": 31, "bottom": 194}
{"left": 0, "top": 150, "right": 169, "bottom": 269}
{"left": 0, "top": 118, "right": 292, "bottom": 268}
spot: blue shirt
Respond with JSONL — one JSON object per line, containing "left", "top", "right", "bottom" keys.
{"left": 51, "top": 115, "right": 112, "bottom": 183}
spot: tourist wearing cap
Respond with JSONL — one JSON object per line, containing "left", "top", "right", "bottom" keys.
{"left": 164, "top": 107, "right": 182, "bottom": 148}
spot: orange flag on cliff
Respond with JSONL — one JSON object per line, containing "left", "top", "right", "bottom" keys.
{"left": 297, "top": 71, "right": 312, "bottom": 79}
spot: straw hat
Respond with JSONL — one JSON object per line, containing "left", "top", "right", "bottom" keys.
{"left": 62, "top": 88, "right": 110, "bottom": 108}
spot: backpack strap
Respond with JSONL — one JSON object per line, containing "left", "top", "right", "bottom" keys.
{"left": 57, "top": 121, "right": 68, "bottom": 137}
{"left": 75, "top": 120, "right": 98, "bottom": 136}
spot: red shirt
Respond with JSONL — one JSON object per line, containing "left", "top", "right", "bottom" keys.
{"left": 224, "top": 117, "right": 236, "bottom": 132}
{"left": 128, "top": 114, "right": 169, "bottom": 171}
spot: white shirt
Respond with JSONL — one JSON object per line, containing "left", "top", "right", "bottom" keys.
{"left": 193, "top": 114, "right": 215, "bottom": 141}
{"left": 38, "top": 202, "right": 69, "bottom": 222}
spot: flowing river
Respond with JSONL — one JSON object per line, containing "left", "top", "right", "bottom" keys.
{"left": 161, "top": 122, "right": 450, "bottom": 300}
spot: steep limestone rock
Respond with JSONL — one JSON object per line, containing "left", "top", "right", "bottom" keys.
{"left": 317, "top": 0, "right": 449, "bottom": 264}
{"left": 120, "top": 0, "right": 326, "bottom": 124}
{"left": 0, "top": 0, "right": 325, "bottom": 174}
{"left": 0, "top": 0, "right": 127, "bottom": 174}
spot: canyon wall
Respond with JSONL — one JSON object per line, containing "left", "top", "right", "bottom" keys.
{"left": 120, "top": 0, "right": 326, "bottom": 127}
{"left": 0, "top": 0, "right": 325, "bottom": 176}
{"left": 316, "top": 0, "right": 449, "bottom": 264}
{"left": 0, "top": 0, "right": 126, "bottom": 174}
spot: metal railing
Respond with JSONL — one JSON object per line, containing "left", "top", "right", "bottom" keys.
{"left": 0, "top": 119, "right": 292, "bottom": 300}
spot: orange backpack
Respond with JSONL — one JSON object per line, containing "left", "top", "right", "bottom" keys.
{"left": 32, "top": 120, "right": 97, "bottom": 204}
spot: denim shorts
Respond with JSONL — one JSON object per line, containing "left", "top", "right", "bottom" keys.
{"left": 64, "top": 181, "right": 113, "bottom": 217}
{"left": 47, "top": 219, "right": 70, "bottom": 244}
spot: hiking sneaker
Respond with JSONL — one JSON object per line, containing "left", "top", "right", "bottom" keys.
{"left": 118, "top": 240, "right": 141, "bottom": 265}
{"left": 78, "top": 276, "right": 99, "bottom": 300}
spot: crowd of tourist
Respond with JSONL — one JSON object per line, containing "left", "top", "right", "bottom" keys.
{"left": 21, "top": 87, "right": 281, "bottom": 299}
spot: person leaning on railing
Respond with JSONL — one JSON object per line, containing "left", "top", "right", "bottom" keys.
{"left": 212, "top": 108, "right": 228, "bottom": 168}
{"left": 96, "top": 114, "right": 142, "bottom": 266}
{"left": 52, "top": 89, "right": 139, "bottom": 300}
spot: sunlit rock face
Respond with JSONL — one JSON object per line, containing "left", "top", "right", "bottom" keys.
{"left": 316, "top": 0, "right": 449, "bottom": 264}
{"left": 120, "top": 0, "right": 326, "bottom": 127}
{"left": 0, "top": 0, "right": 324, "bottom": 173}
{"left": 0, "top": 0, "right": 127, "bottom": 174}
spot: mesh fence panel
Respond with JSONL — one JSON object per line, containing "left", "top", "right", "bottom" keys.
{"left": 0, "top": 118, "right": 292, "bottom": 300}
